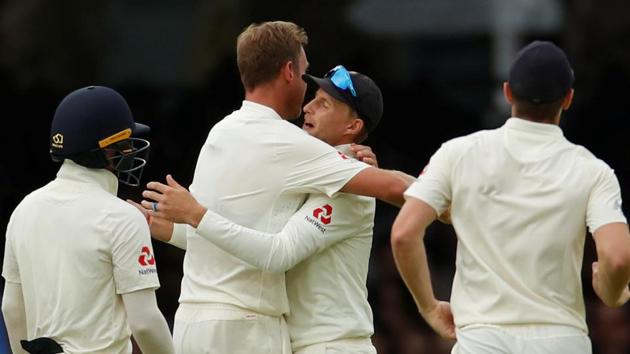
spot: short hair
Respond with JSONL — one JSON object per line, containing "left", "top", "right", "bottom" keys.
{"left": 236, "top": 21, "right": 308, "bottom": 91}
{"left": 512, "top": 95, "right": 566, "bottom": 122}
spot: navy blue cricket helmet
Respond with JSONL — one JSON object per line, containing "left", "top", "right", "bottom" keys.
{"left": 50, "top": 86, "right": 151, "bottom": 186}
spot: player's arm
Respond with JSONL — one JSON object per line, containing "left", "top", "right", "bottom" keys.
{"left": 340, "top": 167, "right": 409, "bottom": 207}
{"left": 193, "top": 195, "right": 356, "bottom": 272}
{"left": 587, "top": 165, "right": 630, "bottom": 307}
{"left": 591, "top": 222, "right": 630, "bottom": 307}
{"left": 1, "top": 282, "right": 28, "bottom": 354}
{"left": 285, "top": 136, "right": 408, "bottom": 207}
{"left": 122, "top": 289, "right": 175, "bottom": 354}
{"left": 141, "top": 176, "right": 360, "bottom": 271}
{"left": 391, "top": 197, "right": 455, "bottom": 339}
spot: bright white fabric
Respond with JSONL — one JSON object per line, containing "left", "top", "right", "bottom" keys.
{"left": 179, "top": 101, "right": 368, "bottom": 317}
{"left": 405, "top": 117, "right": 627, "bottom": 332}
{"left": 2, "top": 160, "right": 160, "bottom": 354}
{"left": 293, "top": 337, "right": 376, "bottom": 354}
{"left": 452, "top": 324, "right": 592, "bottom": 354}
{"left": 172, "top": 303, "right": 291, "bottom": 354}
{"left": 1, "top": 282, "right": 27, "bottom": 354}
{"left": 121, "top": 289, "right": 175, "bottom": 354}
{"left": 194, "top": 144, "right": 376, "bottom": 351}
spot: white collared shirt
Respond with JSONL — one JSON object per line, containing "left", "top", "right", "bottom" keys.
{"left": 286, "top": 144, "right": 375, "bottom": 350}
{"left": 2, "top": 160, "right": 160, "bottom": 354}
{"left": 192, "top": 143, "right": 375, "bottom": 349}
{"left": 405, "top": 117, "right": 627, "bottom": 332}
{"left": 181, "top": 101, "right": 369, "bottom": 316}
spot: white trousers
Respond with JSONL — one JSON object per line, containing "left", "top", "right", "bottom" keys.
{"left": 293, "top": 337, "right": 376, "bottom": 354}
{"left": 451, "top": 324, "right": 592, "bottom": 354}
{"left": 173, "top": 303, "right": 291, "bottom": 354}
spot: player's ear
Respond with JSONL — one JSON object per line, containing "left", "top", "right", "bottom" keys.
{"left": 503, "top": 82, "right": 514, "bottom": 104}
{"left": 346, "top": 118, "right": 364, "bottom": 135}
{"left": 281, "top": 60, "right": 295, "bottom": 82}
{"left": 562, "top": 89, "right": 574, "bottom": 111}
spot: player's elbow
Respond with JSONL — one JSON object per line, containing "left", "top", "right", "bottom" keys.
{"left": 601, "top": 244, "right": 630, "bottom": 277}
{"left": 127, "top": 307, "right": 163, "bottom": 338}
{"left": 608, "top": 251, "right": 630, "bottom": 278}
{"left": 390, "top": 222, "right": 418, "bottom": 251}
{"left": 1, "top": 298, "right": 21, "bottom": 328}
{"left": 129, "top": 316, "right": 158, "bottom": 340}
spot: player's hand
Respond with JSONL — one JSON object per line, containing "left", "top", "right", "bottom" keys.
{"left": 592, "top": 261, "right": 630, "bottom": 307}
{"left": 350, "top": 143, "right": 378, "bottom": 167}
{"left": 142, "top": 174, "right": 207, "bottom": 228}
{"left": 127, "top": 199, "right": 175, "bottom": 243}
{"left": 420, "top": 300, "right": 456, "bottom": 340}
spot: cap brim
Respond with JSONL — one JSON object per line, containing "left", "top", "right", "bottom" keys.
{"left": 303, "top": 74, "right": 352, "bottom": 107}
{"left": 132, "top": 122, "right": 151, "bottom": 137}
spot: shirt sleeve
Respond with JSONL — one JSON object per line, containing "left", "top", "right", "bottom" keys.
{"left": 168, "top": 222, "right": 188, "bottom": 250}
{"left": 2, "top": 211, "right": 21, "bottom": 284}
{"left": 404, "top": 143, "right": 452, "bottom": 215}
{"left": 282, "top": 133, "right": 370, "bottom": 197}
{"left": 195, "top": 193, "right": 372, "bottom": 273}
{"left": 586, "top": 165, "right": 627, "bottom": 233}
{"left": 112, "top": 211, "right": 161, "bottom": 294}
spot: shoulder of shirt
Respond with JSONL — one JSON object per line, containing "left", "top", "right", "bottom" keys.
{"left": 439, "top": 128, "right": 496, "bottom": 153}
{"left": 11, "top": 180, "right": 56, "bottom": 216}
{"left": 568, "top": 142, "right": 616, "bottom": 174}
{"left": 106, "top": 197, "right": 149, "bottom": 226}
{"left": 214, "top": 109, "right": 316, "bottom": 139}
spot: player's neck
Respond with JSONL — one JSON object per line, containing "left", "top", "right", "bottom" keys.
{"left": 511, "top": 109, "right": 561, "bottom": 126}
{"left": 246, "top": 83, "right": 292, "bottom": 120}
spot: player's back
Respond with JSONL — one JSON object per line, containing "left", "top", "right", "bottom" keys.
{"left": 183, "top": 101, "right": 365, "bottom": 316}
{"left": 445, "top": 118, "right": 617, "bottom": 331}
{"left": 4, "top": 162, "right": 142, "bottom": 353}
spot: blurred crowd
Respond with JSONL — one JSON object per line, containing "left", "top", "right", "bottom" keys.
{"left": 2, "top": 0, "right": 630, "bottom": 352}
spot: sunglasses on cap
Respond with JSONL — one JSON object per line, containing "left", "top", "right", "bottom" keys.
{"left": 325, "top": 65, "right": 357, "bottom": 97}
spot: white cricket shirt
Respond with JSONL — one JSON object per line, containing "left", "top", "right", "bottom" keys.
{"left": 181, "top": 101, "right": 369, "bottom": 316}
{"left": 192, "top": 144, "right": 375, "bottom": 350}
{"left": 2, "top": 160, "right": 160, "bottom": 354}
{"left": 405, "top": 118, "right": 627, "bottom": 332}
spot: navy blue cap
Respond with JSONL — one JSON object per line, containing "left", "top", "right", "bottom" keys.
{"left": 50, "top": 86, "right": 149, "bottom": 157}
{"left": 508, "top": 41, "right": 574, "bottom": 104}
{"left": 304, "top": 70, "right": 383, "bottom": 134}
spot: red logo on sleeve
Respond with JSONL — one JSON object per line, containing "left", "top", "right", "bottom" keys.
{"left": 313, "top": 204, "right": 333, "bottom": 225}
{"left": 337, "top": 151, "right": 349, "bottom": 160}
{"left": 138, "top": 246, "right": 156, "bottom": 266}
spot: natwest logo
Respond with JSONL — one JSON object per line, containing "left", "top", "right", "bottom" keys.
{"left": 138, "top": 246, "right": 156, "bottom": 266}
{"left": 313, "top": 204, "right": 333, "bottom": 225}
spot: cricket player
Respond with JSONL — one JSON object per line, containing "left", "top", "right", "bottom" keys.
{"left": 140, "top": 66, "right": 400, "bottom": 354}
{"left": 1, "top": 86, "right": 175, "bottom": 354}
{"left": 391, "top": 41, "right": 630, "bottom": 353}
{"left": 139, "top": 21, "right": 410, "bottom": 354}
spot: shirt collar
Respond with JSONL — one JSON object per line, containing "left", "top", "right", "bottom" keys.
{"left": 334, "top": 144, "right": 355, "bottom": 158}
{"left": 56, "top": 159, "right": 119, "bottom": 195}
{"left": 241, "top": 100, "right": 283, "bottom": 121}
{"left": 505, "top": 117, "right": 564, "bottom": 138}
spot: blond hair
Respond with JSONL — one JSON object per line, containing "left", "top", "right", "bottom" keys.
{"left": 236, "top": 21, "right": 308, "bottom": 91}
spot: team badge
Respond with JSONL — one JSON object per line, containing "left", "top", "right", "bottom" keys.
{"left": 51, "top": 133, "right": 64, "bottom": 148}
{"left": 313, "top": 204, "right": 333, "bottom": 225}
{"left": 138, "top": 246, "right": 156, "bottom": 266}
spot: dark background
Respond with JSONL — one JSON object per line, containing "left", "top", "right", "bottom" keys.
{"left": 1, "top": 0, "right": 629, "bottom": 353}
